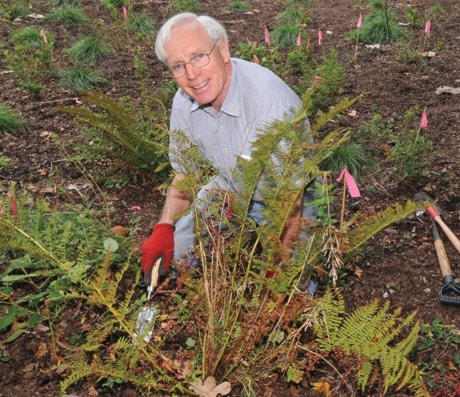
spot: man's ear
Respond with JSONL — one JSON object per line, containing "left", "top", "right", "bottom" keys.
{"left": 218, "top": 39, "right": 231, "bottom": 62}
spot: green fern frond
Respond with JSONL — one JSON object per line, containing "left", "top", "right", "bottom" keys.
{"left": 344, "top": 200, "right": 425, "bottom": 253}
{"left": 313, "top": 290, "right": 428, "bottom": 396}
{"left": 59, "top": 90, "right": 169, "bottom": 174}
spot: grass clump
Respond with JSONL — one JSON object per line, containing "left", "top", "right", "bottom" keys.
{"left": 45, "top": 7, "right": 89, "bottom": 24}
{"left": 68, "top": 36, "right": 113, "bottom": 64}
{"left": 0, "top": 105, "right": 26, "bottom": 132}
{"left": 58, "top": 67, "right": 107, "bottom": 90}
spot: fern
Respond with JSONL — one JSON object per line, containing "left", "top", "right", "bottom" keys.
{"left": 314, "top": 290, "right": 428, "bottom": 396}
{"left": 59, "top": 90, "right": 170, "bottom": 175}
{"left": 343, "top": 200, "right": 424, "bottom": 253}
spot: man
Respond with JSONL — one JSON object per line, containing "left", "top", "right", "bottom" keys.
{"left": 141, "top": 12, "right": 315, "bottom": 289}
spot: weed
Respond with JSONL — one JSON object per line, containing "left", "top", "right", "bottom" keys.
{"left": 45, "top": 7, "right": 89, "bottom": 24}
{"left": 58, "top": 66, "right": 107, "bottom": 90}
{"left": 67, "top": 36, "right": 113, "bottom": 64}
{"left": 227, "top": 0, "right": 250, "bottom": 13}
{"left": 0, "top": 104, "right": 26, "bottom": 132}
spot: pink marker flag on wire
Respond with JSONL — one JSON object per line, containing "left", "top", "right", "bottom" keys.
{"left": 264, "top": 26, "right": 271, "bottom": 45}
{"left": 357, "top": 14, "right": 363, "bottom": 28}
{"left": 424, "top": 21, "right": 431, "bottom": 35}
{"left": 420, "top": 110, "right": 428, "bottom": 129}
{"left": 122, "top": 6, "right": 128, "bottom": 21}
{"left": 337, "top": 168, "right": 361, "bottom": 198}
{"left": 40, "top": 29, "right": 47, "bottom": 44}
{"left": 318, "top": 29, "right": 323, "bottom": 46}
{"left": 253, "top": 54, "right": 260, "bottom": 64}
{"left": 296, "top": 33, "right": 302, "bottom": 47}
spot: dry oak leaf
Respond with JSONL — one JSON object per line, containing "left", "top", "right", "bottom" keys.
{"left": 189, "top": 376, "right": 231, "bottom": 397}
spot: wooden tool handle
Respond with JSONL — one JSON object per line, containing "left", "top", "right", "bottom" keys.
{"left": 426, "top": 206, "right": 460, "bottom": 254}
{"left": 432, "top": 223, "right": 453, "bottom": 278}
{"left": 434, "top": 216, "right": 460, "bottom": 254}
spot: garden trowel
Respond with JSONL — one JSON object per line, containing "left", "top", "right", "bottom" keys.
{"left": 134, "top": 256, "right": 163, "bottom": 343}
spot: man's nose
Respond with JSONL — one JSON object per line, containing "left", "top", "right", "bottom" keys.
{"left": 184, "top": 62, "right": 198, "bottom": 79}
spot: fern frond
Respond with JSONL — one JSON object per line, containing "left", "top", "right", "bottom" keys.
{"left": 344, "top": 200, "right": 425, "bottom": 253}
{"left": 313, "top": 290, "right": 429, "bottom": 396}
{"left": 59, "top": 90, "right": 169, "bottom": 173}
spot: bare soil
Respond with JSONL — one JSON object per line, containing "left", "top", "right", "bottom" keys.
{"left": 1, "top": 0, "right": 460, "bottom": 396}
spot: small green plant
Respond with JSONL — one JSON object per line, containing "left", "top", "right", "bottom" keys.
{"left": 227, "top": 0, "right": 250, "bottom": 12}
{"left": 350, "top": 1, "right": 406, "bottom": 44}
{"left": 404, "top": 5, "right": 423, "bottom": 28}
{"left": 4, "top": 27, "right": 54, "bottom": 97}
{"left": 286, "top": 47, "right": 310, "bottom": 74}
{"left": 11, "top": 26, "right": 51, "bottom": 48}
{"left": 44, "top": 7, "right": 89, "bottom": 24}
{"left": 397, "top": 43, "right": 423, "bottom": 64}
{"left": 2, "top": 0, "right": 30, "bottom": 21}
{"left": 0, "top": 155, "right": 11, "bottom": 168}
{"left": 128, "top": 12, "right": 157, "bottom": 37}
{"left": 0, "top": 104, "right": 26, "bottom": 132}
{"left": 58, "top": 66, "right": 107, "bottom": 90}
{"left": 49, "top": 0, "right": 81, "bottom": 6}
{"left": 302, "top": 48, "right": 347, "bottom": 112}
{"left": 390, "top": 107, "right": 434, "bottom": 182}
{"left": 277, "top": 6, "right": 310, "bottom": 25}
{"left": 67, "top": 36, "right": 113, "bottom": 64}
{"left": 322, "top": 141, "right": 375, "bottom": 181}
{"left": 271, "top": 24, "right": 299, "bottom": 47}
{"left": 170, "top": 0, "right": 201, "bottom": 13}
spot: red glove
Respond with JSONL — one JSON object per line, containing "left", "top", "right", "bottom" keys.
{"left": 141, "top": 223, "right": 175, "bottom": 285}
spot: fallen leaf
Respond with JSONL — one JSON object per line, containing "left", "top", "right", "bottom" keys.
{"left": 189, "top": 376, "right": 231, "bottom": 397}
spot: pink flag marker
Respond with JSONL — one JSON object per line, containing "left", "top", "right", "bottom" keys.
{"left": 357, "top": 14, "right": 363, "bottom": 29}
{"left": 317, "top": 29, "right": 323, "bottom": 46}
{"left": 253, "top": 54, "right": 260, "bottom": 64}
{"left": 420, "top": 110, "right": 428, "bottom": 129}
{"left": 424, "top": 21, "right": 431, "bottom": 35}
{"left": 264, "top": 26, "right": 271, "bottom": 45}
{"left": 40, "top": 29, "right": 48, "bottom": 44}
{"left": 337, "top": 168, "right": 361, "bottom": 198}
{"left": 296, "top": 33, "right": 302, "bottom": 47}
{"left": 122, "top": 6, "right": 128, "bottom": 21}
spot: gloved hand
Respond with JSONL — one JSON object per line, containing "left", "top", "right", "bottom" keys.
{"left": 141, "top": 223, "right": 175, "bottom": 286}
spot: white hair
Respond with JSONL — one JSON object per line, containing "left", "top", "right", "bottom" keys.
{"left": 155, "top": 12, "right": 228, "bottom": 64}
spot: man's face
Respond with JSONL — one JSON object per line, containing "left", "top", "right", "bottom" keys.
{"left": 164, "top": 21, "right": 232, "bottom": 110}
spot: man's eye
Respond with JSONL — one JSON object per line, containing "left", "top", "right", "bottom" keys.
{"left": 172, "top": 63, "right": 184, "bottom": 71}
{"left": 194, "top": 53, "right": 205, "bottom": 60}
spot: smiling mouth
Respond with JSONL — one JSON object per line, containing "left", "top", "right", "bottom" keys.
{"left": 192, "top": 79, "right": 209, "bottom": 90}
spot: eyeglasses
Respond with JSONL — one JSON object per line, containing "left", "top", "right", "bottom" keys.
{"left": 169, "top": 40, "right": 219, "bottom": 78}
